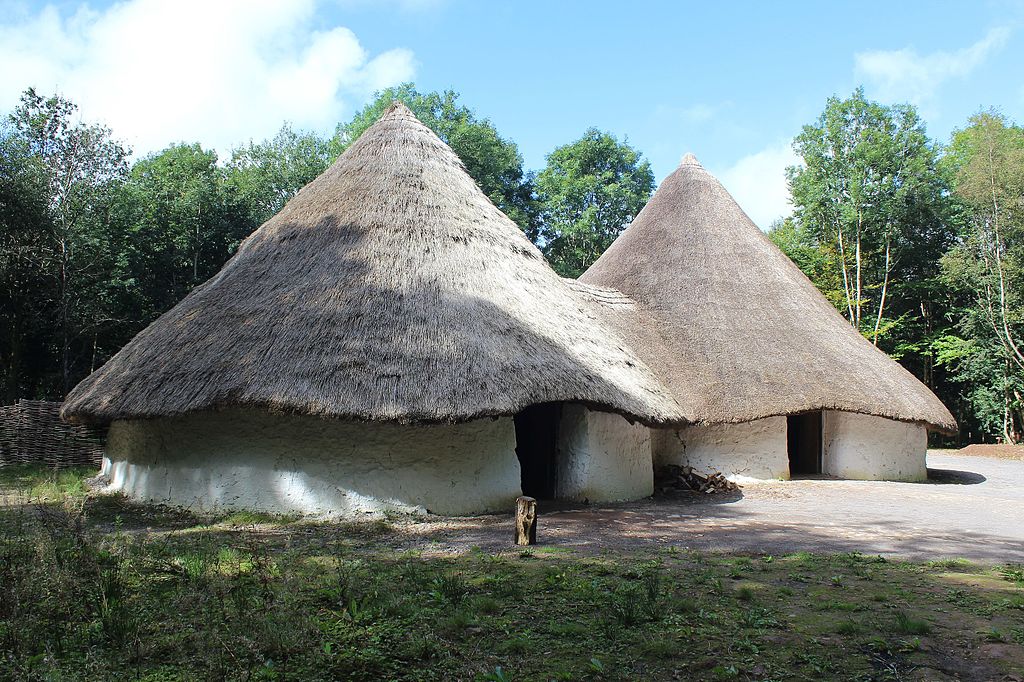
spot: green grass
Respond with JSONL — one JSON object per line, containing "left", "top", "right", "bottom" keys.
{"left": 892, "top": 611, "right": 932, "bottom": 635}
{"left": 2, "top": 467, "right": 1023, "bottom": 680}
{"left": 0, "top": 463, "right": 96, "bottom": 500}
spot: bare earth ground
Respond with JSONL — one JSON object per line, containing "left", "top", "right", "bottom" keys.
{"left": 958, "top": 443, "right": 1024, "bottom": 460}
{"left": 384, "top": 450, "right": 1024, "bottom": 563}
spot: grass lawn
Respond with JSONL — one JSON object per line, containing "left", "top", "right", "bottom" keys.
{"left": 2, "top": 465, "right": 1023, "bottom": 681}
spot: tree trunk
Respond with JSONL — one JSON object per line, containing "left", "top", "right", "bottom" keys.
{"left": 514, "top": 496, "right": 537, "bottom": 546}
{"left": 835, "top": 222, "right": 855, "bottom": 323}
{"left": 854, "top": 211, "right": 863, "bottom": 329}
{"left": 872, "top": 231, "right": 892, "bottom": 346}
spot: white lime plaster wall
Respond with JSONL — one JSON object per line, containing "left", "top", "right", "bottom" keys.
{"left": 651, "top": 417, "right": 790, "bottom": 481}
{"left": 823, "top": 411, "right": 927, "bottom": 481}
{"left": 102, "top": 409, "right": 521, "bottom": 517}
{"left": 555, "top": 405, "right": 653, "bottom": 502}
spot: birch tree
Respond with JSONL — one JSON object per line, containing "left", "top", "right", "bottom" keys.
{"left": 787, "top": 89, "right": 950, "bottom": 346}
{"left": 7, "top": 88, "right": 129, "bottom": 393}
{"left": 940, "top": 112, "right": 1024, "bottom": 442}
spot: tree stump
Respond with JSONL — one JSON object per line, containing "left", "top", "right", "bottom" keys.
{"left": 514, "top": 496, "right": 537, "bottom": 546}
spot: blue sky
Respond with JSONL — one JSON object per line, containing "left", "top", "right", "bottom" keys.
{"left": 2, "top": 0, "right": 1023, "bottom": 227}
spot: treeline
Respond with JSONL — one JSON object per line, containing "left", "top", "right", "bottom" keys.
{"left": 1, "top": 84, "right": 1021, "bottom": 443}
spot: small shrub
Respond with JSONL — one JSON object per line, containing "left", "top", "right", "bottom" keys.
{"left": 928, "top": 557, "right": 974, "bottom": 571}
{"left": 642, "top": 568, "right": 665, "bottom": 620}
{"left": 482, "top": 666, "right": 512, "bottom": 682}
{"left": 835, "top": 620, "right": 863, "bottom": 635}
{"left": 437, "top": 609, "right": 476, "bottom": 637}
{"left": 893, "top": 611, "right": 931, "bottom": 635}
{"left": 431, "top": 572, "right": 468, "bottom": 605}
{"left": 470, "top": 594, "right": 501, "bottom": 615}
{"left": 609, "top": 585, "right": 643, "bottom": 627}
{"left": 497, "top": 635, "right": 532, "bottom": 654}
{"left": 999, "top": 564, "right": 1024, "bottom": 585}
{"left": 738, "top": 607, "right": 779, "bottom": 629}
{"left": 983, "top": 628, "right": 1005, "bottom": 642}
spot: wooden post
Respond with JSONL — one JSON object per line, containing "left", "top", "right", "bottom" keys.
{"left": 514, "top": 496, "right": 537, "bottom": 546}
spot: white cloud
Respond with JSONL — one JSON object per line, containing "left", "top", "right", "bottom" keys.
{"left": 336, "top": 0, "right": 448, "bottom": 11}
{"left": 0, "top": 0, "right": 416, "bottom": 156}
{"left": 854, "top": 27, "right": 1010, "bottom": 106}
{"left": 652, "top": 101, "right": 729, "bottom": 126}
{"left": 715, "top": 142, "right": 800, "bottom": 230}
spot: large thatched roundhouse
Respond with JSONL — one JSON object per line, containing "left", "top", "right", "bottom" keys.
{"left": 61, "top": 103, "right": 685, "bottom": 516}
{"left": 580, "top": 154, "right": 956, "bottom": 482}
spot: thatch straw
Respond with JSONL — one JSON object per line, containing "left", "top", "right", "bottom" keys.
{"left": 63, "top": 103, "right": 684, "bottom": 426}
{"left": 580, "top": 154, "right": 957, "bottom": 434}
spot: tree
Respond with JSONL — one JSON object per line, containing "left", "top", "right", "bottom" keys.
{"left": 120, "top": 144, "right": 247, "bottom": 320}
{"left": 334, "top": 84, "right": 540, "bottom": 239}
{"left": 0, "top": 122, "right": 50, "bottom": 401}
{"left": 5, "top": 88, "right": 129, "bottom": 394}
{"left": 939, "top": 112, "right": 1024, "bottom": 442}
{"left": 226, "top": 123, "right": 333, "bottom": 229}
{"left": 535, "top": 129, "right": 653, "bottom": 278}
{"left": 788, "top": 88, "right": 953, "bottom": 347}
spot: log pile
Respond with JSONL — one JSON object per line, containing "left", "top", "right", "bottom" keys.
{"left": 657, "top": 465, "right": 740, "bottom": 494}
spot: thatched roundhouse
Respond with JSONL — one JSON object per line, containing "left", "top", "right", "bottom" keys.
{"left": 580, "top": 154, "right": 956, "bottom": 482}
{"left": 62, "top": 103, "right": 685, "bottom": 516}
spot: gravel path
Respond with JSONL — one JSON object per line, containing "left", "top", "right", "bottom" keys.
{"left": 399, "top": 451, "right": 1024, "bottom": 563}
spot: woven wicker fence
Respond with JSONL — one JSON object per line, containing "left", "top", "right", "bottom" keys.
{"left": 0, "top": 400, "right": 106, "bottom": 468}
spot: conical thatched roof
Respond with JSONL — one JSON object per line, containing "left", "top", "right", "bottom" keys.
{"left": 63, "top": 103, "right": 683, "bottom": 426}
{"left": 580, "top": 154, "right": 957, "bottom": 434}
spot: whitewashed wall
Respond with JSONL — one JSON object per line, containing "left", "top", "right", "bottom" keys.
{"left": 651, "top": 417, "right": 790, "bottom": 481}
{"left": 102, "top": 409, "right": 521, "bottom": 517}
{"left": 555, "top": 405, "right": 653, "bottom": 502}
{"left": 823, "top": 411, "right": 927, "bottom": 481}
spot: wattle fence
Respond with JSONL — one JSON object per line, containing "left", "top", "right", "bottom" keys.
{"left": 0, "top": 400, "right": 106, "bottom": 468}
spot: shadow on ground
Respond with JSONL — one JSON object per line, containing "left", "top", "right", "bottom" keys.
{"left": 926, "top": 468, "right": 986, "bottom": 484}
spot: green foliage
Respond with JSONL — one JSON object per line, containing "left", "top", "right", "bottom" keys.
{"left": 3, "top": 472, "right": 1024, "bottom": 681}
{"left": 0, "top": 89, "right": 337, "bottom": 406}
{"left": 939, "top": 111, "right": 1024, "bottom": 442}
{"left": 536, "top": 128, "right": 654, "bottom": 277}
{"left": 787, "top": 87, "right": 954, "bottom": 345}
{"left": 226, "top": 122, "right": 333, "bottom": 227}
{"left": 334, "top": 83, "right": 540, "bottom": 239}
{"left": 892, "top": 611, "right": 931, "bottom": 635}
{"left": 1, "top": 88, "right": 129, "bottom": 398}
{"left": 119, "top": 143, "right": 247, "bottom": 319}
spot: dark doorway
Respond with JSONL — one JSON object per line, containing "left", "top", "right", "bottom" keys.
{"left": 514, "top": 403, "right": 561, "bottom": 499}
{"left": 787, "top": 411, "right": 822, "bottom": 476}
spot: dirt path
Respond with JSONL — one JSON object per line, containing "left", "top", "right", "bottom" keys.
{"left": 392, "top": 451, "right": 1024, "bottom": 563}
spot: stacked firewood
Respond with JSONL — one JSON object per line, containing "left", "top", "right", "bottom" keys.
{"left": 657, "top": 465, "right": 740, "bottom": 494}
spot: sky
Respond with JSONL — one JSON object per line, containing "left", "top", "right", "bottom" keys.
{"left": 2, "top": 0, "right": 1023, "bottom": 228}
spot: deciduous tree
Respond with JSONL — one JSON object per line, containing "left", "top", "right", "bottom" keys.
{"left": 536, "top": 129, "right": 653, "bottom": 277}
{"left": 939, "top": 112, "right": 1024, "bottom": 442}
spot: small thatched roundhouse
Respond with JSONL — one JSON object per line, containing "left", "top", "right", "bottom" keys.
{"left": 62, "top": 103, "right": 684, "bottom": 516}
{"left": 580, "top": 154, "right": 956, "bottom": 482}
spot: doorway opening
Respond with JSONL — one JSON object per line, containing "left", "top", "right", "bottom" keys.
{"left": 513, "top": 403, "right": 561, "bottom": 499}
{"left": 787, "top": 411, "right": 823, "bottom": 476}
